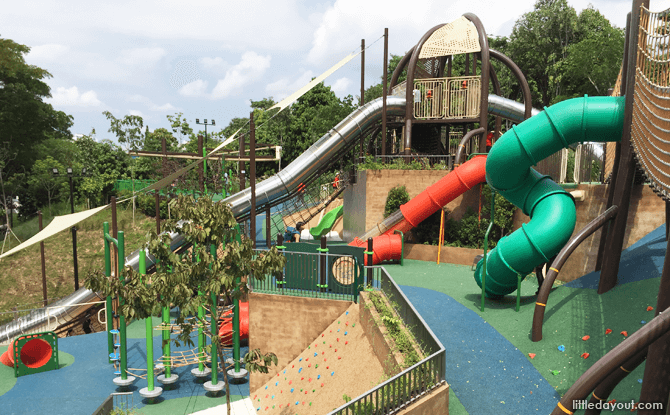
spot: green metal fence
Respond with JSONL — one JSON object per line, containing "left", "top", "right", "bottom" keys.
{"left": 328, "top": 266, "right": 446, "bottom": 414}
{"left": 250, "top": 249, "right": 363, "bottom": 303}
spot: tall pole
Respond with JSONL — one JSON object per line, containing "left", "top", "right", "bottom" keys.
{"left": 39, "top": 211, "right": 47, "bottom": 307}
{"left": 239, "top": 132, "right": 246, "bottom": 190}
{"left": 359, "top": 38, "right": 365, "bottom": 161}
{"left": 250, "top": 112, "right": 257, "bottom": 248}
{"left": 198, "top": 135, "right": 204, "bottom": 195}
{"left": 382, "top": 28, "right": 388, "bottom": 160}
{"left": 69, "top": 174, "right": 79, "bottom": 291}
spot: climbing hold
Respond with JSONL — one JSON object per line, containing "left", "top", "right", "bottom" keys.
{"left": 306, "top": 358, "right": 309, "bottom": 361}
{"left": 324, "top": 358, "right": 327, "bottom": 361}
{"left": 305, "top": 391, "right": 307, "bottom": 394}
{"left": 338, "top": 356, "right": 341, "bottom": 360}
{"left": 345, "top": 331, "right": 348, "bottom": 335}
{"left": 335, "top": 349, "right": 337, "bottom": 352}
{"left": 321, "top": 334, "right": 324, "bottom": 337}
{"left": 323, "top": 341, "right": 325, "bottom": 344}
{"left": 316, "top": 364, "right": 319, "bottom": 368}
{"left": 322, "top": 351, "right": 325, "bottom": 355}
{"left": 528, "top": 353, "right": 536, "bottom": 359}
{"left": 326, "top": 366, "right": 329, "bottom": 369}
{"left": 291, "top": 388, "right": 294, "bottom": 393}
{"left": 277, "top": 373, "right": 280, "bottom": 376}
{"left": 331, "top": 371, "right": 335, "bottom": 376}
{"left": 641, "top": 320, "right": 646, "bottom": 324}
{"left": 275, "top": 382, "right": 278, "bottom": 386}
{"left": 280, "top": 390, "right": 282, "bottom": 393}
{"left": 296, "top": 401, "right": 299, "bottom": 405}
{"left": 314, "top": 352, "right": 318, "bottom": 357}
{"left": 338, "top": 321, "right": 340, "bottom": 324}
{"left": 338, "top": 329, "right": 340, "bottom": 332}
{"left": 321, "top": 383, "right": 324, "bottom": 387}
{"left": 337, "top": 338, "right": 339, "bottom": 342}
{"left": 315, "top": 344, "right": 318, "bottom": 347}
{"left": 254, "top": 395, "right": 257, "bottom": 400}
{"left": 289, "top": 380, "right": 292, "bottom": 385}
{"left": 352, "top": 323, "right": 355, "bottom": 327}
{"left": 301, "top": 377, "right": 304, "bottom": 380}
{"left": 345, "top": 341, "right": 348, "bottom": 345}
{"left": 266, "top": 394, "right": 269, "bottom": 398}
{"left": 346, "top": 322, "right": 348, "bottom": 326}
{"left": 308, "top": 364, "right": 311, "bottom": 367}
{"left": 647, "top": 306, "right": 654, "bottom": 311}
{"left": 346, "top": 311, "right": 349, "bottom": 315}
{"left": 265, "top": 386, "right": 268, "bottom": 389}
{"left": 317, "top": 375, "right": 320, "bottom": 379}
{"left": 582, "top": 335, "right": 590, "bottom": 341}
{"left": 621, "top": 331, "right": 628, "bottom": 337}
{"left": 299, "top": 358, "right": 302, "bottom": 362}
{"left": 298, "top": 368, "right": 302, "bottom": 373}
{"left": 308, "top": 378, "right": 312, "bottom": 382}
{"left": 551, "top": 370, "right": 560, "bottom": 375}
{"left": 272, "top": 395, "right": 275, "bottom": 399}
{"left": 638, "top": 379, "right": 643, "bottom": 383}
{"left": 284, "top": 370, "right": 286, "bottom": 374}
{"left": 557, "top": 345, "right": 565, "bottom": 352}
{"left": 605, "top": 328, "right": 612, "bottom": 335}
{"left": 581, "top": 353, "right": 590, "bottom": 359}
{"left": 330, "top": 345, "right": 332, "bottom": 348}
{"left": 292, "top": 365, "right": 294, "bottom": 368}
{"left": 608, "top": 399, "right": 616, "bottom": 405}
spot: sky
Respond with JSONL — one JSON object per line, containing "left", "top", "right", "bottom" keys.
{"left": 2, "top": 0, "right": 665, "bottom": 144}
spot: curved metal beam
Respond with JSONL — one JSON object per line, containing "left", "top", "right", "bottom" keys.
{"left": 390, "top": 47, "right": 415, "bottom": 90}
{"left": 550, "top": 307, "right": 670, "bottom": 415}
{"left": 489, "top": 48, "right": 533, "bottom": 120}
{"left": 532, "top": 205, "right": 619, "bottom": 342}
{"left": 454, "top": 127, "right": 486, "bottom": 166}
{"left": 463, "top": 13, "right": 490, "bottom": 153}
{"left": 403, "top": 23, "right": 446, "bottom": 155}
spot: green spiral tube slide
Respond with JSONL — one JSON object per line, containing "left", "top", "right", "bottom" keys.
{"left": 474, "top": 95, "right": 626, "bottom": 298}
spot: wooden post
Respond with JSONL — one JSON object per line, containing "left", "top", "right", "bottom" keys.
{"left": 198, "top": 135, "right": 204, "bottom": 195}
{"left": 155, "top": 192, "right": 160, "bottom": 235}
{"left": 382, "top": 28, "right": 388, "bottom": 161}
{"left": 599, "top": 3, "right": 647, "bottom": 294}
{"left": 266, "top": 205, "right": 271, "bottom": 249}
{"left": 250, "top": 112, "right": 256, "bottom": 248}
{"left": 360, "top": 39, "right": 365, "bottom": 106}
{"left": 239, "top": 132, "right": 246, "bottom": 190}
{"left": 39, "top": 211, "right": 47, "bottom": 307}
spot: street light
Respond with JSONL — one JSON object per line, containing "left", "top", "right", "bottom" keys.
{"left": 52, "top": 167, "right": 89, "bottom": 291}
{"left": 195, "top": 118, "right": 215, "bottom": 151}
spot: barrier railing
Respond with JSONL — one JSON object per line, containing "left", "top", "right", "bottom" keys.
{"left": 358, "top": 155, "right": 452, "bottom": 170}
{"left": 249, "top": 250, "right": 362, "bottom": 303}
{"left": 329, "top": 266, "right": 446, "bottom": 414}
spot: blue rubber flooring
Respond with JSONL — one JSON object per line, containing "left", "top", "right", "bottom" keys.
{"left": 564, "top": 224, "right": 666, "bottom": 289}
{"left": 399, "top": 285, "right": 560, "bottom": 414}
{"left": 0, "top": 330, "right": 249, "bottom": 415}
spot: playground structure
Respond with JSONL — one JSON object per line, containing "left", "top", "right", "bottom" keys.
{"left": 0, "top": 331, "right": 59, "bottom": 378}
{"left": 2, "top": 3, "right": 670, "bottom": 414}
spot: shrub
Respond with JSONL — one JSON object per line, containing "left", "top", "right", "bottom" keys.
{"left": 384, "top": 186, "right": 410, "bottom": 218}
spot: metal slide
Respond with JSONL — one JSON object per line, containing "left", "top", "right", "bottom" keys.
{"left": 0, "top": 93, "right": 535, "bottom": 341}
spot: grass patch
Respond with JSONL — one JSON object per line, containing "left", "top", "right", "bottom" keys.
{"left": 0, "top": 199, "right": 157, "bottom": 319}
{"left": 367, "top": 290, "right": 422, "bottom": 368}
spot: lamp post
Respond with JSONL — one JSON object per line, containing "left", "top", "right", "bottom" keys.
{"left": 195, "top": 119, "right": 215, "bottom": 194}
{"left": 52, "top": 167, "right": 88, "bottom": 291}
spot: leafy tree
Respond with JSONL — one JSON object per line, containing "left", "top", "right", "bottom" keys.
{"left": 75, "top": 132, "right": 130, "bottom": 205}
{"left": 85, "top": 195, "right": 285, "bottom": 414}
{"left": 166, "top": 112, "right": 195, "bottom": 148}
{"left": 507, "top": 0, "right": 578, "bottom": 107}
{"left": 384, "top": 185, "right": 409, "bottom": 218}
{"left": 27, "top": 156, "right": 65, "bottom": 214}
{"left": 0, "top": 37, "right": 74, "bottom": 174}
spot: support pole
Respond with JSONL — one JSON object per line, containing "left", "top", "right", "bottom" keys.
{"left": 104, "top": 222, "right": 113, "bottom": 363}
{"left": 39, "top": 211, "right": 47, "bottom": 307}
{"left": 366, "top": 238, "right": 373, "bottom": 287}
{"left": 266, "top": 205, "right": 271, "bottom": 248}
{"left": 155, "top": 192, "right": 160, "bottom": 235}
{"left": 239, "top": 132, "right": 246, "bottom": 191}
{"left": 210, "top": 244, "right": 218, "bottom": 386}
{"left": 198, "top": 135, "right": 204, "bottom": 195}
{"left": 139, "top": 250, "right": 155, "bottom": 392}
{"left": 319, "top": 236, "right": 328, "bottom": 293}
{"left": 250, "top": 112, "right": 257, "bottom": 248}
{"left": 382, "top": 28, "right": 388, "bottom": 161}
{"left": 276, "top": 233, "right": 285, "bottom": 290}
{"left": 360, "top": 39, "right": 365, "bottom": 106}
{"left": 599, "top": 3, "right": 647, "bottom": 294}
{"left": 118, "top": 231, "right": 127, "bottom": 380}
{"left": 233, "top": 275, "right": 240, "bottom": 372}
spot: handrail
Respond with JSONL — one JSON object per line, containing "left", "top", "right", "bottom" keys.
{"left": 532, "top": 205, "right": 619, "bottom": 341}
{"left": 550, "top": 307, "right": 670, "bottom": 415}
{"left": 454, "top": 127, "right": 486, "bottom": 167}
{"left": 480, "top": 189, "right": 495, "bottom": 312}
{"left": 328, "top": 266, "right": 446, "bottom": 414}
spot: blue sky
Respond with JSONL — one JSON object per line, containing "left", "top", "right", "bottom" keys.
{"left": 1, "top": 0, "right": 644, "bottom": 142}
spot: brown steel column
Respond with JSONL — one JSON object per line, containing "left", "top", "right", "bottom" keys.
{"left": 638, "top": 236, "right": 670, "bottom": 413}
{"left": 39, "top": 211, "right": 47, "bottom": 307}
{"left": 360, "top": 39, "right": 365, "bottom": 106}
{"left": 463, "top": 14, "right": 490, "bottom": 153}
{"left": 198, "top": 135, "right": 204, "bottom": 194}
{"left": 239, "top": 132, "right": 246, "bottom": 190}
{"left": 250, "top": 112, "right": 256, "bottom": 249}
{"left": 596, "top": 13, "right": 631, "bottom": 271}
{"left": 161, "top": 137, "right": 167, "bottom": 177}
{"left": 599, "top": 3, "right": 647, "bottom": 294}
{"left": 666, "top": 201, "right": 669, "bottom": 241}
{"left": 155, "top": 192, "right": 160, "bottom": 235}
{"left": 381, "top": 28, "right": 388, "bottom": 160}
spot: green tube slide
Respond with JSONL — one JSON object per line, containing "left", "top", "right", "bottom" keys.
{"left": 475, "top": 95, "right": 625, "bottom": 298}
{"left": 310, "top": 205, "right": 344, "bottom": 239}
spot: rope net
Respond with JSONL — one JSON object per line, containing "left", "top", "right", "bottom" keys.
{"left": 632, "top": 6, "right": 670, "bottom": 201}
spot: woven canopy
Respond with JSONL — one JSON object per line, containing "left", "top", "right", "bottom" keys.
{"left": 419, "top": 16, "right": 481, "bottom": 59}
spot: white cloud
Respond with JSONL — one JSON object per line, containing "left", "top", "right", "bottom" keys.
{"left": 118, "top": 47, "right": 166, "bottom": 66}
{"left": 27, "top": 44, "right": 69, "bottom": 61}
{"left": 199, "top": 57, "right": 228, "bottom": 73}
{"left": 178, "top": 79, "right": 209, "bottom": 97}
{"left": 128, "top": 110, "right": 144, "bottom": 117}
{"left": 127, "top": 94, "right": 178, "bottom": 112}
{"left": 330, "top": 77, "right": 352, "bottom": 97}
{"left": 211, "top": 51, "right": 271, "bottom": 99}
{"left": 265, "top": 70, "right": 314, "bottom": 100}
{"left": 50, "top": 86, "right": 103, "bottom": 108}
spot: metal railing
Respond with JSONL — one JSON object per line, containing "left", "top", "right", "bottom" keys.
{"left": 358, "top": 155, "right": 452, "bottom": 170}
{"left": 412, "top": 76, "right": 481, "bottom": 120}
{"left": 250, "top": 250, "right": 362, "bottom": 302}
{"left": 329, "top": 266, "right": 446, "bottom": 415}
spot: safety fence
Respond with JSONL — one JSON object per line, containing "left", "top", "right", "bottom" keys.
{"left": 329, "top": 266, "right": 446, "bottom": 414}
{"left": 249, "top": 249, "right": 363, "bottom": 303}
{"left": 358, "top": 155, "right": 452, "bottom": 170}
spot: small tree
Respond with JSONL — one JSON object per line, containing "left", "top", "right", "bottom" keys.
{"left": 85, "top": 195, "right": 286, "bottom": 413}
{"left": 384, "top": 185, "right": 410, "bottom": 218}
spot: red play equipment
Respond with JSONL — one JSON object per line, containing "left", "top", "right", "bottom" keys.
{"left": 349, "top": 155, "right": 487, "bottom": 265}
{"left": 0, "top": 331, "right": 59, "bottom": 377}
{"left": 1, "top": 338, "right": 53, "bottom": 368}
{"left": 218, "top": 301, "right": 249, "bottom": 346}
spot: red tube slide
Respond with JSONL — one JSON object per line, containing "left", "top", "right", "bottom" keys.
{"left": 218, "top": 301, "right": 249, "bottom": 346}
{"left": 349, "top": 155, "right": 487, "bottom": 265}
{"left": 1, "top": 338, "right": 53, "bottom": 368}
